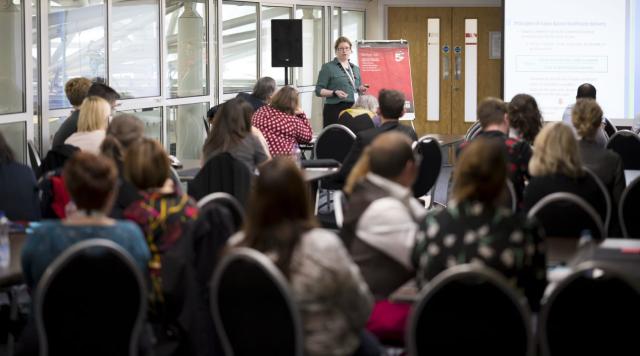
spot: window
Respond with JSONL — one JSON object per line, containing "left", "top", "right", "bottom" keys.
{"left": 0, "top": 0, "right": 25, "bottom": 115}
{"left": 167, "top": 102, "right": 208, "bottom": 160}
{"left": 331, "top": 7, "right": 340, "bottom": 47}
{"left": 112, "top": 0, "right": 161, "bottom": 98}
{"left": 341, "top": 10, "right": 365, "bottom": 65}
{"left": 299, "top": 91, "right": 323, "bottom": 134}
{"left": 165, "top": 0, "right": 209, "bottom": 98}
{"left": 261, "top": 6, "right": 291, "bottom": 85}
{"left": 0, "top": 121, "right": 27, "bottom": 164}
{"left": 222, "top": 1, "right": 257, "bottom": 93}
{"left": 118, "top": 107, "right": 162, "bottom": 142}
{"left": 295, "top": 6, "right": 323, "bottom": 87}
{"left": 48, "top": 0, "right": 106, "bottom": 109}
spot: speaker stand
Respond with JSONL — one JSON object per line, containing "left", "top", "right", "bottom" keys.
{"left": 285, "top": 67, "right": 290, "bottom": 86}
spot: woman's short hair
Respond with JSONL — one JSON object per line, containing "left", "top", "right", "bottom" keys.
{"left": 354, "top": 95, "right": 379, "bottom": 112}
{"left": 252, "top": 77, "right": 277, "bottom": 101}
{"left": 124, "top": 138, "right": 170, "bottom": 190}
{"left": 78, "top": 96, "right": 110, "bottom": 132}
{"left": 529, "top": 122, "right": 583, "bottom": 178}
{"left": 63, "top": 152, "right": 118, "bottom": 211}
{"left": 270, "top": 86, "right": 299, "bottom": 115}
{"left": 101, "top": 113, "right": 145, "bottom": 162}
{"left": 334, "top": 36, "right": 352, "bottom": 51}
{"left": 64, "top": 77, "right": 93, "bottom": 107}
{"left": 452, "top": 137, "right": 507, "bottom": 204}
{"left": 508, "top": 93, "right": 543, "bottom": 144}
{"left": 572, "top": 98, "right": 603, "bottom": 139}
{"left": 0, "top": 132, "right": 15, "bottom": 164}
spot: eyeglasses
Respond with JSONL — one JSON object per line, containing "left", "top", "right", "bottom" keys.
{"left": 336, "top": 47, "right": 351, "bottom": 52}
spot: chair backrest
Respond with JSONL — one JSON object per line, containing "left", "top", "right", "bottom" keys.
{"left": 197, "top": 192, "right": 244, "bottom": 229}
{"left": 619, "top": 176, "right": 640, "bottom": 238}
{"left": 313, "top": 124, "right": 356, "bottom": 163}
{"left": 464, "top": 121, "right": 482, "bottom": 141}
{"left": 540, "top": 262, "right": 640, "bottom": 356}
{"left": 338, "top": 112, "right": 375, "bottom": 133}
{"left": 497, "top": 179, "right": 517, "bottom": 213}
{"left": 210, "top": 247, "right": 304, "bottom": 356}
{"left": 603, "top": 117, "right": 618, "bottom": 137}
{"left": 412, "top": 136, "right": 443, "bottom": 199}
{"left": 606, "top": 130, "right": 640, "bottom": 170}
{"left": 583, "top": 167, "right": 612, "bottom": 233}
{"left": 527, "top": 192, "right": 605, "bottom": 240}
{"left": 27, "top": 139, "right": 41, "bottom": 171}
{"left": 188, "top": 152, "right": 253, "bottom": 203}
{"left": 35, "top": 239, "right": 147, "bottom": 356}
{"left": 408, "top": 264, "right": 533, "bottom": 356}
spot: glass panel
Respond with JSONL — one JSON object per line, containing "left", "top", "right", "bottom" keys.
{"left": 117, "top": 107, "right": 162, "bottom": 142}
{"left": 48, "top": 0, "right": 106, "bottom": 110}
{"left": 0, "top": 0, "right": 25, "bottom": 114}
{"left": 112, "top": 0, "right": 160, "bottom": 99}
{"left": 299, "top": 91, "right": 322, "bottom": 134}
{"left": 260, "top": 6, "right": 290, "bottom": 85}
{"left": 32, "top": 0, "right": 41, "bottom": 153}
{"left": 222, "top": 1, "right": 257, "bottom": 93}
{"left": 295, "top": 6, "right": 323, "bottom": 87}
{"left": 0, "top": 121, "right": 27, "bottom": 164}
{"left": 166, "top": 102, "right": 207, "bottom": 160}
{"left": 342, "top": 10, "right": 364, "bottom": 65}
{"left": 165, "top": 0, "right": 208, "bottom": 98}
{"left": 331, "top": 7, "right": 340, "bottom": 47}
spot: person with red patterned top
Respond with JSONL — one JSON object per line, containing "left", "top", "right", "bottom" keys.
{"left": 252, "top": 86, "right": 313, "bottom": 156}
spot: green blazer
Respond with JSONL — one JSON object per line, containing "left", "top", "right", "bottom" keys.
{"left": 315, "top": 58, "right": 362, "bottom": 104}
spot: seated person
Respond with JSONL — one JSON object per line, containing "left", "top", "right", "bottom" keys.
{"left": 21, "top": 152, "right": 150, "bottom": 289}
{"left": 0, "top": 132, "right": 40, "bottom": 221}
{"left": 64, "top": 96, "right": 110, "bottom": 154}
{"left": 202, "top": 97, "right": 269, "bottom": 172}
{"left": 523, "top": 122, "right": 607, "bottom": 223}
{"left": 507, "top": 93, "right": 543, "bottom": 146}
{"left": 413, "top": 137, "right": 546, "bottom": 311}
{"left": 123, "top": 138, "right": 199, "bottom": 318}
{"left": 237, "top": 76, "right": 276, "bottom": 111}
{"left": 232, "top": 157, "right": 376, "bottom": 356}
{"left": 338, "top": 95, "right": 378, "bottom": 133}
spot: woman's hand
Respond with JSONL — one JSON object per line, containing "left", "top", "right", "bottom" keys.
{"left": 334, "top": 90, "right": 348, "bottom": 99}
{"left": 358, "top": 85, "right": 368, "bottom": 94}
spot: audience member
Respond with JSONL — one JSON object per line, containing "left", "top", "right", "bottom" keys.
{"left": 562, "top": 83, "right": 607, "bottom": 146}
{"left": 123, "top": 138, "right": 199, "bottom": 317}
{"left": 413, "top": 137, "right": 546, "bottom": 311}
{"left": 0, "top": 132, "right": 40, "bottom": 221}
{"left": 460, "top": 97, "right": 531, "bottom": 205}
{"left": 523, "top": 122, "right": 607, "bottom": 221}
{"left": 53, "top": 82, "right": 120, "bottom": 147}
{"left": 341, "top": 132, "right": 425, "bottom": 299}
{"left": 334, "top": 89, "right": 418, "bottom": 186}
{"left": 100, "top": 113, "right": 145, "bottom": 218}
{"left": 21, "top": 152, "right": 150, "bottom": 289}
{"left": 202, "top": 97, "right": 269, "bottom": 172}
{"left": 572, "top": 99, "right": 625, "bottom": 235}
{"left": 507, "top": 93, "right": 543, "bottom": 145}
{"left": 64, "top": 96, "right": 110, "bottom": 154}
{"left": 237, "top": 76, "right": 277, "bottom": 111}
{"left": 338, "top": 94, "right": 379, "bottom": 133}
{"left": 252, "top": 86, "right": 313, "bottom": 156}
{"left": 232, "top": 157, "right": 376, "bottom": 356}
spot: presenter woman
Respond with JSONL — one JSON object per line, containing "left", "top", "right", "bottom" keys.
{"left": 315, "top": 36, "right": 368, "bottom": 127}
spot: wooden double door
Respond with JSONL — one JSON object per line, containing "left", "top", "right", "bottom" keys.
{"left": 388, "top": 7, "right": 503, "bottom": 136}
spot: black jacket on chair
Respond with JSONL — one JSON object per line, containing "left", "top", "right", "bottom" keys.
{"left": 37, "top": 144, "right": 79, "bottom": 179}
{"left": 187, "top": 153, "right": 252, "bottom": 205}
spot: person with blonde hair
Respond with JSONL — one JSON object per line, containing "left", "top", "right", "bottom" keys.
{"left": 64, "top": 96, "right": 110, "bottom": 153}
{"left": 338, "top": 95, "right": 379, "bottom": 132}
{"left": 252, "top": 86, "right": 313, "bottom": 156}
{"left": 413, "top": 137, "right": 546, "bottom": 311}
{"left": 523, "top": 122, "right": 606, "bottom": 219}
{"left": 573, "top": 99, "right": 625, "bottom": 234}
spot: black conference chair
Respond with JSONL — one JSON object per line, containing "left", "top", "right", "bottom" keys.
{"left": 412, "top": 136, "right": 442, "bottom": 206}
{"left": 606, "top": 130, "right": 640, "bottom": 170}
{"left": 34, "top": 239, "right": 147, "bottom": 356}
{"left": 197, "top": 192, "right": 244, "bottom": 228}
{"left": 539, "top": 262, "right": 640, "bottom": 356}
{"left": 527, "top": 192, "right": 605, "bottom": 240}
{"left": 464, "top": 121, "right": 482, "bottom": 142}
{"left": 619, "top": 176, "right": 640, "bottom": 238}
{"left": 583, "top": 167, "right": 612, "bottom": 234}
{"left": 408, "top": 265, "right": 533, "bottom": 356}
{"left": 313, "top": 124, "right": 356, "bottom": 163}
{"left": 188, "top": 152, "right": 253, "bottom": 205}
{"left": 210, "top": 247, "right": 304, "bottom": 356}
{"left": 338, "top": 111, "right": 375, "bottom": 134}
{"left": 27, "top": 139, "right": 41, "bottom": 174}
{"left": 603, "top": 117, "right": 618, "bottom": 138}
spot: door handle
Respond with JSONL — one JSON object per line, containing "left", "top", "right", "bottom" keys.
{"left": 442, "top": 53, "right": 450, "bottom": 80}
{"left": 454, "top": 50, "right": 462, "bottom": 81}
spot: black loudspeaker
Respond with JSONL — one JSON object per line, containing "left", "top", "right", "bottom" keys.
{"left": 271, "top": 19, "right": 303, "bottom": 67}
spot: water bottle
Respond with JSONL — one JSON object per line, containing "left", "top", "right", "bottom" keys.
{"left": 293, "top": 145, "right": 302, "bottom": 168}
{"left": 0, "top": 211, "right": 10, "bottom": 269}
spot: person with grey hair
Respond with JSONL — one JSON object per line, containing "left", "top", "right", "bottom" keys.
{"left": 237, "top": 76, "right": 277, "bottom": 112}
{"left": 338, "top": 94, "right": 379, "bottom": 133}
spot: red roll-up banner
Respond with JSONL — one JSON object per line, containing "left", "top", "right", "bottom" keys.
{"left": 357, "top": 41, "right": 415, "bottom": 120}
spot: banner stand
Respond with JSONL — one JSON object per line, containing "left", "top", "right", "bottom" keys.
{"left": 357, "top": 40, "right": 416, "bottom": 129}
